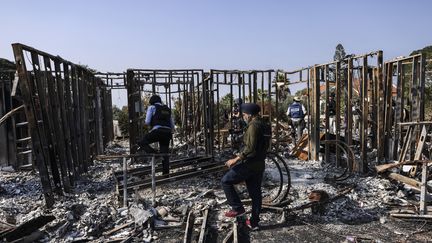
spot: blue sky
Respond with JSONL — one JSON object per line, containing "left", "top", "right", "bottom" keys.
{"left": 1, "top": 0, "right": 431, "bottom": 106}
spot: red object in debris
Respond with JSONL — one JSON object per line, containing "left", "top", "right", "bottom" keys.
{"left": 224, "top": 209, "right": 245, "bottom": 218}
{"left": 246, "top": 219, "right": 259, "bottom": 231}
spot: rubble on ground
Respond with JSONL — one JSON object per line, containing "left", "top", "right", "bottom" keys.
{"left": 1, "top": 140, "right": 431, "bottom": 242}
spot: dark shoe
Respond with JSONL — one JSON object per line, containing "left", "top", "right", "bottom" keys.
{"left": 131, "top": 144, "right": 139, "bottom": 153}
{"left": 224, "top": 209, "right": 245, "bottom": 218}
{"left": 246, "top": 219, "right": 259, "bottom": 231}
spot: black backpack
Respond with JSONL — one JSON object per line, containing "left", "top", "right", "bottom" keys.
{"left": 150, "top": 104, "right": 171, "bottom": 127}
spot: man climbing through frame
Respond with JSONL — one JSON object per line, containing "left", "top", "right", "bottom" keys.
{"left": 287, "top": 96, "right": 307, "bottom": 143}
{"left": 221, "top": 103, "right": 270, "bottom": 231}
{"left": 137, "top": 94, "right": 174, "bottom": 175}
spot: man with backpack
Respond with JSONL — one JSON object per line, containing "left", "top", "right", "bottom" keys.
{"left": 221, "top": 103, "right": 270, "bottom": 231}
{"left": 137, "top": 94, "right": 174, "bottom": 175}
{"left": 287, "top": 96, "right": 307, "bottom": 142}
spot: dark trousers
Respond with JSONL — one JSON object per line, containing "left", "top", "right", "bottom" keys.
{"left": 290, "top": 119, "right": 305, "bottom": 143}
{"left": 138, "top": 128, "right": 172, "bottom": 174}
{"left": 221, "top": 163, "right": 264, "bottom": 225}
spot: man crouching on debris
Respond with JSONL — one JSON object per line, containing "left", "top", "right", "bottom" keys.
{"left": 137, "top": 94, "right": 174, "bottom": 175}
{"left": 221, "top": 103, "right": 269, "bottom": 231}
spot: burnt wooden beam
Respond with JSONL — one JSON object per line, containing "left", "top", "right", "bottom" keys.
{"left": 0, "top": 215, "right": 55, "bottom": 242}
{"left": 12, "top": 44, "right": 55, "bottom": 207}
{"left": 43, "top": 56, "right": 72, "bottom": 192}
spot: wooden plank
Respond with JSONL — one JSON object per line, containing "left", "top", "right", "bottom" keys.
{"left": 346, "top": 59, "right": 353, "bottom": 168}
{"left": 409, "top": 125, "right": 428, "bottom": 177}
{"left": 311, "top": 66, "right": 320, "bottom": 161}
{"left": 183, "top": 211, "right": 195, "bottom": 243}
{"left": 324, "top": 65, "right": 330, "bottom": 164}
{"left": 375, "top": 159, "right": 431, "bottom": 174}
{"left": 31, "top": 52, "right": 63, "bottom": 193}
{"left": 398, "top": 126, "right": 413, "bottom": 162}
{"left": 383, "top": 62, "right": 394, "bottom": 160}
{"left": 419, "top": 55, "right": 426, "bottom": 120}
{"left": 197, "top": 209, "right": 209, "bottom": 243}
{"left": 0, "top": 215, "right": 55, "bottom": 242}
{"left": 232, "top": 221, "right": 238, "bottom": 243}
{"left": 335, "top": 62, "right": 341, "bottom": 167}
{"left": 102, "top": 222, "right": 134, "bottom": 236}
{"left": 63, "top": 63, "right": 80, "bottom": 179}
{"left": 414, "top": 125, "right": 427, "bottom": 160}
{"left": 71, "top": 66, "right": 85, "bottom": 173}
{"left": 79, "top": 69, "right": 90, "bottom": 171}
{"left": 419, "top": 162, "right": 428, "bottom": 215}
{"left": 371, "top": 68, "right": 377, "bottom": 149}
{"left": 43, "top": 56, "right": 71, "bottom": 192}
{"left": 409, "top": 56, "right": 419, "bottom": 160}
{"left": 12, "top": 44, "right": 54, "bottom": 207}
{"left": 359, "top": 57, "right": 368, "bottom": 173}
{"left": 126, "top": 70, "right": 138, "bottom": 153}
{"left": 56, "top": 61, "right": 77, "bottom": 183}
{"left": 393, "top": 61, "right": 403, "bottom": 160}
{"left": 388, "top": 173, "right": 432, "bottom": 192}
{"left": 376, "top": 51, "right": 385, "bottom": 161}
{"left": 96, "top": 86, "right": 104, "bottom": 154}
{"left": 391, "top": 214, "right": 432, "bottom": 219}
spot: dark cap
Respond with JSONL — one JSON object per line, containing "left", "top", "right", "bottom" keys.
{"left": 149, "top": 95, "right": 162, "bottom": 105}
{"left": 241, "top": 103, "right": 261, "bottom": 115}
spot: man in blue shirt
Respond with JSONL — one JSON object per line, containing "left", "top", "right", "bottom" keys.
{"left": 137, "top": 95, "right": 174, "bottom": 175}
{"left": 287, "top": 96, "right": 307, "bottom": 143}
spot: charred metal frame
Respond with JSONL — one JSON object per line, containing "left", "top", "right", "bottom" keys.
{"left": 126, "top": 69, "right": 205, "bottom": 155}
{"left": 383, "top": 54, "right": 426, "bottom": 162}
{"left": 0, "top": 70, "right": 22, "bottom": 167}
{"left": 0, "top": 70, "right": 33, "bottom": 170}
{"left": 95, "top": 73, "right": 118, "bottom": 146}
{"left": 278, "top": 67, "right": 312, "bottom": 158}
{"left": 309, "top": 51, "right": 383, "bottom": 172}
{"left": 207, "top": 70, "right": 280, "bottom": 154}
{"left": 12, "top": 43, "right": 113, "bottom": 207}
{"left": 96, "top": 72, "right": 127, "bottom": 90}
{"left": 1, "top": 44, "right": 428, "bottom": 213}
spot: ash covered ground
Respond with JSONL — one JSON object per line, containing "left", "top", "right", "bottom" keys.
{"left": 1, "top": 141, "right": 431, "bottom": 242}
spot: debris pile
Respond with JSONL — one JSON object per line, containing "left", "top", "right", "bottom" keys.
{"left": 1, "top": 141, "right": 431, "bottom": 242}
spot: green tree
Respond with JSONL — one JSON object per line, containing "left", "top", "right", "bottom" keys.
{"left": 333, "top": 44, "right": 346, "bottom": 61}
{"left": 112, "top": 105, "right": 121, "bottom": 120}
{"left": 0, "top": 58, "right": 15, "bottom": 70}
{"left": 118, "top": 106, "right": 129, "bottom": 136}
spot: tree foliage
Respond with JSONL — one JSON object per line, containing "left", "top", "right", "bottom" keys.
{"left": 0, "top": 58, "right": 15, "bottom": 70}
{"left": 333, "top": 44, "right": 346, "bottom": 61}
{"left": 112, "top": 105, "right": 122, "bottom": 120}
{"left": 117, "top": 106, "right": 129, "bottom": 136}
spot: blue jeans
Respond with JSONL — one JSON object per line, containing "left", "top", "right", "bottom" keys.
{"left": 221, "top": 163, "right": 264, "bottom": 225}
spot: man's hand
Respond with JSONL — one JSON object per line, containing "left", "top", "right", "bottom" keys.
{"left": 225, "top": 156, "right": 240, "bottom": 168}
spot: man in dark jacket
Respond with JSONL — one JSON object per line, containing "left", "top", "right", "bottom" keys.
{"left": 137, "top": 94, "right": 174, "bottom": 175}
{"left": 328, "top": 93, "right": 337, "bottom": 133}
{"left": 221, "top": 103, "right": 269, "bottom": 230}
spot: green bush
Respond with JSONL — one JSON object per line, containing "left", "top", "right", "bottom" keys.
{"left": 118, "top": 106, "right": 129, "bottom": 136}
